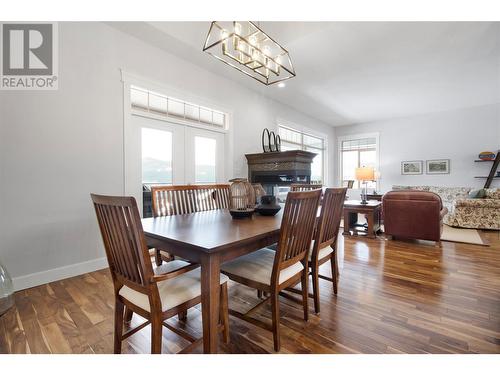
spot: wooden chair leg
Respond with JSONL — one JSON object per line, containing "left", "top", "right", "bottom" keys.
{"left": 331, "top": 253, "right": 338, "bottom": 295}
{"left": 311, "top": 266, "right": 320, "bottom": 314}
{"left": 257, "top": 290, "right": 263, "bottom": 299}
{"left": 178, "top": 311, "right": 187, "bottom": 322}
{"left": 124, "top": 307, "right": 133, "bottom": 323}
{"left": 114, "top": 300, "right": 125, "bottom": 354}
{"left": 301, "top": 270, "right": 309, "bottom": 322}
{"left": 271, "top": 292, "right": 281, "bottom": 352}
{"left": 220, "top": 282, "right": 230, "bottom": 344}
{"left": 151, "top": 314, "right": 163, "bottom": 354}
{"left": 154, "top": 248, "right": 163, "bottom": 266}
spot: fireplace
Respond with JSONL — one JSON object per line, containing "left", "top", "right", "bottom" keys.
{"left": 245, "top": 150, "right": 317, "bottom": 197}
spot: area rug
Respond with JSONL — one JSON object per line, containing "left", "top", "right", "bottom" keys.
{"left": 340, "top": 220, "right": 487, "bottom": 246}
{"left": 440, "top": 224, "right": 488, "bottom": 246}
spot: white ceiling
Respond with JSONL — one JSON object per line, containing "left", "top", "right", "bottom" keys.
{"left": 109, "top": 21, "right": 500, "bottom": 126}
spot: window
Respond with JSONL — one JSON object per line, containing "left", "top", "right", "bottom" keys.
{"left": 195, "top": 136, "right": 216, "bottom": 183}
{"left": 130, "top": 86, "right": 227, "bottom": 130}
{"left": 141, "top": 127, "right": 173, "bottom": 185}
{"left": 278, "top": 125, "right": 326, "bottom": 184}
{"left": 340, "top": 136, "right": 378, "bottom": 189}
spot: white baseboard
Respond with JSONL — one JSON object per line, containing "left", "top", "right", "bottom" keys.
{"left": 12, "top": 257, "right": 108, "bottom": 292}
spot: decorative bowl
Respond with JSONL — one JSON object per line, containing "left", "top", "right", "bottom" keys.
{"left": 255, "top": 206, "right": 281, "bottom": 216}
{"left": 229, "top": 209, "right": 254, "bottom": 219}
{"left": 256, "top": 195, "right": 281, "bottom": 216}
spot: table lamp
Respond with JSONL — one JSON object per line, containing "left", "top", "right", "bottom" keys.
{"left": 355, "top": 166, "right": 375, "bottom": 204}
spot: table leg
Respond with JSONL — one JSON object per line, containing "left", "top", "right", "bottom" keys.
{"left": 367, "top": 212, "right": 376, "bottom": 239}
{"left": 200, "top": 253, "right": 221, "bottom": 354}
{"left": 343, "top": 210, "right": 351, "bottom": 236}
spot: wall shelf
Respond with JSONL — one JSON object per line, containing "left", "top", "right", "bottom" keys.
{"left": 474, "top": 150, "right": 499, "bottom": 188}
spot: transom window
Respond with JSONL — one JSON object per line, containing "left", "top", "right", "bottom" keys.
{"left": 130, "top": 86, "right": 227, "bottom": 130}
{"left": 278, "top": 125, "right": 326, "bottom": 184}
{"left": 340, "top": 136, "right": 378, "bottom": 189}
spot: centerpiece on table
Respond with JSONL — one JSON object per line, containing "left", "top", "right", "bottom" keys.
{"left": 229, "top": 178, "right": 256, "bottom": 219}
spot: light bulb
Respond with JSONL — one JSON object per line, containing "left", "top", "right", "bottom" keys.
{"left": 234, "top": 23, "right": 242, "bottom": 35}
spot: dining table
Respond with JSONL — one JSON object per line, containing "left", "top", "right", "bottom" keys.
{"left": 141, "top": 208, "right": 284, "bottom": 353}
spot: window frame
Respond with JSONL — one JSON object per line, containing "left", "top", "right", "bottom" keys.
{"left": 337, "top": 132, "right": 380, "bottom": 189}
{"left": 278, "top": 123, "right": 327, "bottom": 184}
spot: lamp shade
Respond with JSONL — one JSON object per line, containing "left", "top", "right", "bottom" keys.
{"left": 355, "top": 166, "right": 375, "bottom": 181}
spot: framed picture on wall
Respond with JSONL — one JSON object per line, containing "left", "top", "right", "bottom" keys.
{"left": 401, "top": 160, "right": 423, "bottom": 175}
{"left": 426, "top": 159, "right": 450, "bottom": 174}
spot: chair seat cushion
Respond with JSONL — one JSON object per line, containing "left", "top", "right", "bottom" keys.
{"left": 220, "top": 248, "right": 303, "bottom": 286}
{"left": 308, "top": 243, "right": 333, "bottom": 261}
{"left": 119, "top": 266, "right": 229, "bottom": 313}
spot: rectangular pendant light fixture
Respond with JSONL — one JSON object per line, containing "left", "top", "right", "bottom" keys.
{"left": 203, "top": 21, "right": 296, "bottom": 86}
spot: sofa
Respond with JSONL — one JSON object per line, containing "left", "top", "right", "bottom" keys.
{"left": 383, "top": 190, "right": 448, "bottom": 244}
{"left": 392, "top": 185, "right": 500, "bottom": 230}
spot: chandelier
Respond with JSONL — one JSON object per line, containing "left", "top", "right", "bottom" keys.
{"left": 203, "top": 21, "right": 296, "bottom": 86}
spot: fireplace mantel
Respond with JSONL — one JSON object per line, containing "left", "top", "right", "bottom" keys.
{"left": 245, "top": 150, "right": 317, "bottom": 192}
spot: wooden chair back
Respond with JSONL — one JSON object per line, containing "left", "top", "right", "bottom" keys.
{"left": 151, "top": 184, "right": 230, "bottom": 217}
{"left": 290, "top": 183, "right": 323, "bottom": 192}
{"left": 91, "top": 194, "right": 153, "bottom": 294}
{"left": 343, "top": 180, "right": 354, "bottom": 189}
{"left": 313, "top": 188, "right": 347, "bottom": 253}
{"left": 273, "top": 189, "right": 322, "bottom": 284}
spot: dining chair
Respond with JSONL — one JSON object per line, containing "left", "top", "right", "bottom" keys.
{"left": 151, "top": 184, "right": 230, "bottom": 266}
{"left": 91, "top": 194, "right": 230, "bottom": 354}
{"left": 220, "top": 189, "right": 322, "bottom": 352}
{"left": 290, "top": 183, "right": 323, "bottom": 192}
{"left": 308, "top": 188, "right": 346, "bottom": 312}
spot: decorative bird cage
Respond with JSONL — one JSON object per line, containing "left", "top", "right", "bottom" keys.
{"left": 252, "top": 183, "right": 266, "bottom": 205}
{"left": 229, "top": 178, "right": 255, "bottom": 217}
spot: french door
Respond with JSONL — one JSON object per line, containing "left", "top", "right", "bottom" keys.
{"left": 125, "top": 114, "right": 226, "bottom": 214}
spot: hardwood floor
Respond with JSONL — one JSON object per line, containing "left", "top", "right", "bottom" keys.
{"left": 1, "top": 231, "right": 499, "bottom": 354}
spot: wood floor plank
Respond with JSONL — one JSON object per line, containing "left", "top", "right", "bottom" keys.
{"left": 1, "top": 229, "right": 499, "bottom": 354}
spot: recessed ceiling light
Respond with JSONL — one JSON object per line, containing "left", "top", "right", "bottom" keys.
{"left": 278, "top": 82, "right": 286, "bottom": 88}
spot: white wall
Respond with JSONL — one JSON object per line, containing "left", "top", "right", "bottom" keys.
{"left": 0, "top": 22, "right": 335, "bottom": 290}
{"left": 335, "top": 104, "right": 500, "bottom": 194}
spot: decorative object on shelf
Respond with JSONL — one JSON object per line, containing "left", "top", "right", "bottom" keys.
{"left": 261, "top": 128, "right": 281, "bottom": 153}
{"left": 229, "top": 178, "right": 255, "bottom": 218}
{"left": 478, "top": 151, "right": 496, "bottom": 161}
{"left": 355, "top": 166, "right": 375, "bottom": 205}
{"left": 255, "top": 195, "right": 282, "bottom": 216}
{"left": 252, "top": 183, "right": 266, "bottom": 204}
{"left": 0, "top": 261, "right": 14, "bottom": 317}
{"left": 203, "top": 21, "right": 296, "bottom": 86}
{"left": 426, "top": 159, "right": 450, "bottom": 174}
{"left": 401, "top": 160, "right": 423, "bottom": 175}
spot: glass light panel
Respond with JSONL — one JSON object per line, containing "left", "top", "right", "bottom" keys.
{"left": 303, "top": 134, "right": 323, "bottom": 148}
{"left": 200, "top": 108, "right": 213, "bottom": 124}
{"left": 212, "top": 112, "right": 225, "bottom": 127}
{"left": 307, "top": 147, "right": 323, "bottom": 183}
{"left": 342, "top": 150, "right": 359, "bottom": 188}
{"left": 168, "top": 99, "right": 185, "bottom": 119}
{"left": 141, "top": 128, "right": 173, "bottom": 184}
{"left": 131, "top": 87, "right": 148, "bottom": 109}
{"left": 149, "top": 94, "right": 167, "bottom": 114}
{"left": 185, "top": 104, "right": 200, "bottom": 121}
{"left": 195, "top": 136, "right": 217, "bottom": 183}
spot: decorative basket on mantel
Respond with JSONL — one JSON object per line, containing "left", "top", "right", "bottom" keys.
{"left": 228, "top": 178, "right": 255, "bottom": 219}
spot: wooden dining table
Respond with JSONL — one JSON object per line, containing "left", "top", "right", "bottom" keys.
{"left": 141, "top": 209, "right": 284, "bottom": 353}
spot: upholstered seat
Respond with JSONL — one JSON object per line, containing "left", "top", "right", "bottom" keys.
{"left": 220, "top": 248, "right": 303, "bottom": 286}
{"left": 119, "top": 267, "right": 229, "bottom": 313}
{"left": 308, "top": 242, "right": 333, "bottom": 261}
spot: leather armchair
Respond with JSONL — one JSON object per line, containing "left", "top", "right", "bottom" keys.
{"left": 382, "top": 190, "right": 448, "bottom": 245}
